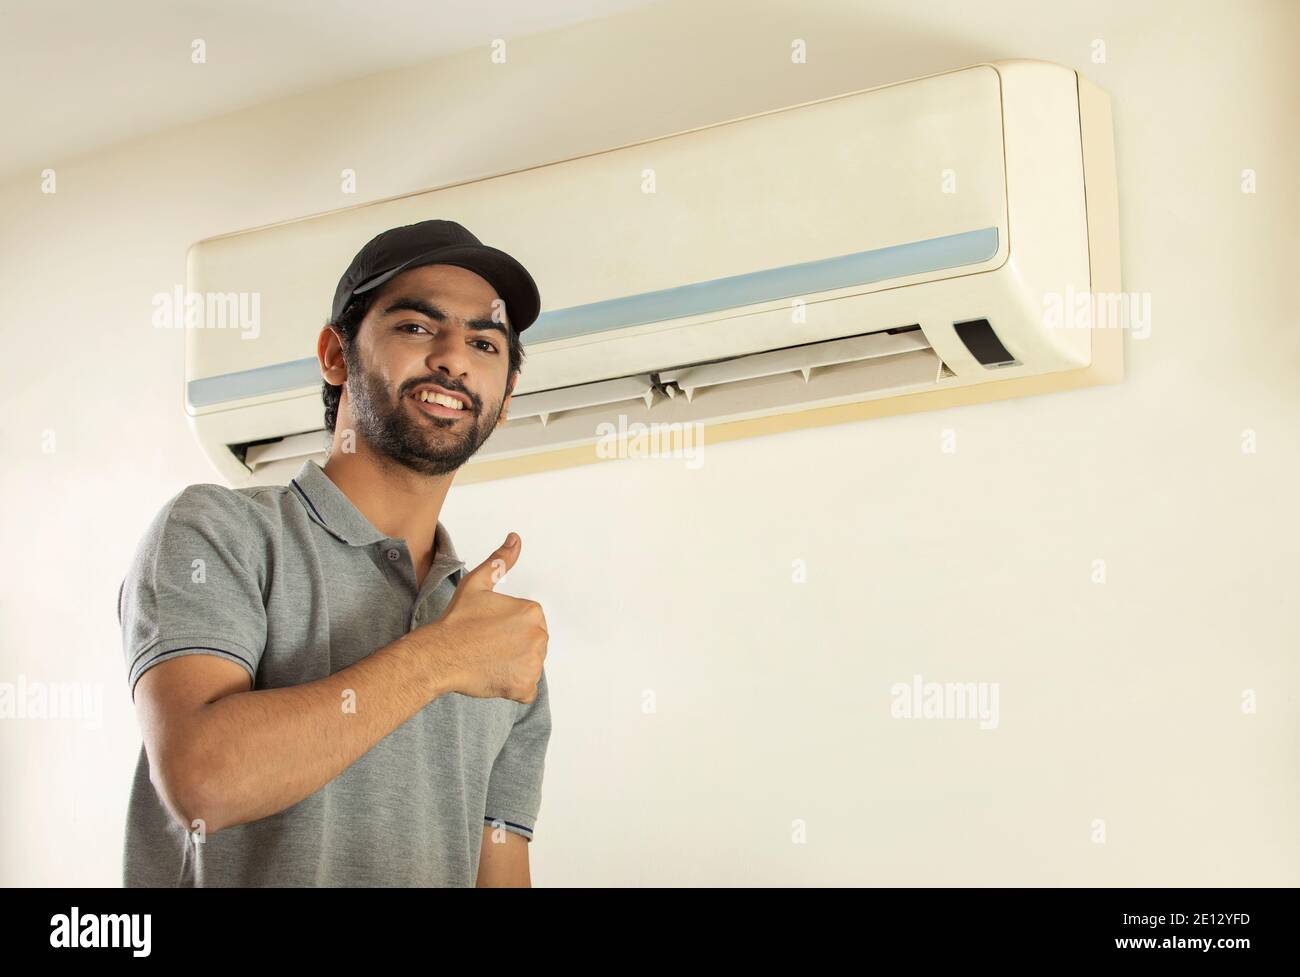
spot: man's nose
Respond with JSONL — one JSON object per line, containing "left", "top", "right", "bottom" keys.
{"left": 425, "top": 326, "right": 473, "bottom": 380}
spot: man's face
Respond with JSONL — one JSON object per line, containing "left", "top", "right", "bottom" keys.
{"left": 338, "top": 263, "right": 516, "bottom": 476}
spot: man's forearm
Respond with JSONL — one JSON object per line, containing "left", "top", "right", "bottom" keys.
{"left": 177, "top": 626, "right": 460, "bottom": 834}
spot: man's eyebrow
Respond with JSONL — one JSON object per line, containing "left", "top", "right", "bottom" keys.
{"left": 379, "top": 297, "right": 509, "bottom": 338}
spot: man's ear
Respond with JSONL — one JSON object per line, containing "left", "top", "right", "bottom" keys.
{"left": 496, "top": 370, "right": 519, "bottom": 429}
{"left": 319, "top": 323, "right": 348, "bottom": 386}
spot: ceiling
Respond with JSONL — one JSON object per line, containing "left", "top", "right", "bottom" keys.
{"left": 0, "top": 0, "right": 660, "bottom": 184}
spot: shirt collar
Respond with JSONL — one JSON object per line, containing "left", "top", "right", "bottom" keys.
{"left": 290, "top": 460, "right": 465, "bottom": 571}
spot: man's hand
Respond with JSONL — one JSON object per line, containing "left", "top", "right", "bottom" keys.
{"left": 418, "top": 533, "right": 548, "bottom": 704}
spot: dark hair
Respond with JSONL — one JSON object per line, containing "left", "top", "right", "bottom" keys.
{"left": 322, "top": 290, "right": 527, "bottom": 434}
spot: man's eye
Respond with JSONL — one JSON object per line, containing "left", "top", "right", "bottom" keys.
{"left": 399, "top": 323, "right": 430, "bottom": 334}
{"left": 473, "top": 340, "right": 498, "bottom": 353}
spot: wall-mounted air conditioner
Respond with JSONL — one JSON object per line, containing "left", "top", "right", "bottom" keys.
{"left": 185, "top": 58, "right": 1121, "bottom": 485}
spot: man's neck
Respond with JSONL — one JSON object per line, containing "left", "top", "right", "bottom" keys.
{"left": 321, "top": 442, "right": 454, "bottom": 581}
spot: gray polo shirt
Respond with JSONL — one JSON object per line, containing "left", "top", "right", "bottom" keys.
{"left": 117, "top": 458, "right": 550, "bottom": 887}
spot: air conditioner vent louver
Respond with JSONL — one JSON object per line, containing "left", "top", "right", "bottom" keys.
{"left": 240, "top": 430, "right": 330, "bottom": 472}
{"left": 498, "top": 327, "right": 934, "bottom": 427}
{"left": 484, "top": 327, "right": 945, "bottom": 459}
{"left": 659, "top": 327, "right": 930, "bottom": 402}
{"left": 505, "top": 375, "right": 657, "bottom": 427}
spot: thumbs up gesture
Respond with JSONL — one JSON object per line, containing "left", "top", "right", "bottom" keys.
{"left": 425, "top": 533, "right": 548, "bottom": 704}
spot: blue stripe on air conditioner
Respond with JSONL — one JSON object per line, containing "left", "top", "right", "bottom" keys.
{"left": 186, "top": 226, "right": 998, "bottom": 408}
{"left": 523, "top": 226, "right": 1000, "bottom": 345}
{"left": 188, "top": 356, "right": 323, "bottom": 410}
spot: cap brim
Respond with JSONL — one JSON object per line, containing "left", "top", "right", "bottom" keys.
{"left": 351, "top": 244, "right": 540, "bottom": 332}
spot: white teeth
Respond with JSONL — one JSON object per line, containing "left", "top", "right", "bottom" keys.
{"left": 417, "top": 390, "right": 464, "bottom": 410}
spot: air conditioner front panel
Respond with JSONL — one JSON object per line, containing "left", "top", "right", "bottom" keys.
{"left": 187, "top": 64, "right": 1007, "bottom": 406}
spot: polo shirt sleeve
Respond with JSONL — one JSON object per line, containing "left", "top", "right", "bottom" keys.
{"left": 119, "top": 484, "right": 268, "bottom": 701}
{"left": 483, "top": 665, "right": 552, "bottom": 842}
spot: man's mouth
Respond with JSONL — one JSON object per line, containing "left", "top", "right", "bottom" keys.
{"left": 408, "top": 386, "right": 471, "bottom": 419}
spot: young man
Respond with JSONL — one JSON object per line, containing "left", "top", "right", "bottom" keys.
{"left": 118, "top": 219, "right": 551, "bottom": 887}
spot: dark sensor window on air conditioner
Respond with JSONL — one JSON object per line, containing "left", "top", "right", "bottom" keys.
{"left": 954, "top": 318, "right": 1019, "bottom": 368}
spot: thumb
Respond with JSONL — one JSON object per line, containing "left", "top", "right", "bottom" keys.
{"left": 461, "top": 533, "right": 520, "bottom": 590}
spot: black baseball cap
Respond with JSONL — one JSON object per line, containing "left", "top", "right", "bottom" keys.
{"left": 331, "top": 219, "right": 541, "bottom": 332}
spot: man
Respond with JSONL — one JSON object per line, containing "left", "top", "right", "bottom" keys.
{"left": 117, "top": 219, "right": 551, "bottom": 887}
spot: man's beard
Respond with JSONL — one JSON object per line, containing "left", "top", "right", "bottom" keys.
{"left": 344, "top": 350, "right": 503, "bottom": 477}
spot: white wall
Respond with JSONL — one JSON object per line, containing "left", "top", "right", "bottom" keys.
{"left": 2, "top": 0, "right": 1297, "bottom": 886}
